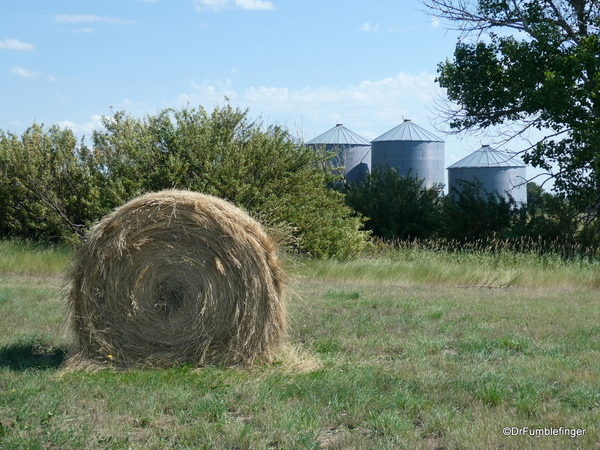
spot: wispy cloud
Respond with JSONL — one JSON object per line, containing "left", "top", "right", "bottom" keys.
{"left": 54, "top": 14, "right": 135, "bottom": 25}
{"left": 50, "top": 71, "right": 442, "bottom": 152}
{"left": 235, "top": 0, "right": 273, "bottom": 9}
{"left": 195, "top": 0, "right": 228, "bottom": 11}
{"left": 177, "top": 71, "right": 437, "bottom": 140}
{"left": 11, "top": 65, "right": 59, "bottom": 82}
{"left": 59, "top": 115, "right": 104, "bottom": 137}
{"left": 0, "top": 38, "right": 34, "bottom": 51}
{"left": 195, "top": 0, "right": 274, "bottom": 12}
{"left": 71, "top": 28, "right": 95, "bottom": 34}
{"left": 359, "top": 22, "right": 380, "bottom": 32}
{"left": 11, "top": 66, "right": 41, "bottom": 79}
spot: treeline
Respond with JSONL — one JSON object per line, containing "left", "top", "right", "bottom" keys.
{"left": 2, "top": 104, "right": 598, "bottom": 258}
{"left": 342, "top": 167, "right": 600, "bottom": 256}
{"left": 0, "top": 105, "right": 367, "bottom": 258}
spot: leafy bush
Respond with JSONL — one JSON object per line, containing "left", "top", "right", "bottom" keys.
{"left": 0, "top": 125, "right": 101, "bottom": 242}
{"left": 0, "top": 105, "right": 368, "bottom": 258}
{"left": 342, "top": 166, "right": 443, "bottom": 240}
{"left": 92, "top": 105, "right": 368, "bottom": 258}
{"left": 522, "top": 182, "right": 579, "bottom": 247}
{"left": 440, "top": 179, "right": 517, "bottom": 242}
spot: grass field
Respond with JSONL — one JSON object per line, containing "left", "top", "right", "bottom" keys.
{"left": 0, "top": 241, "right": 599, "bottom": 449}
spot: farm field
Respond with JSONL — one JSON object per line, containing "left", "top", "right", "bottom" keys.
{"left": 0, "top": 241, "right": 599, "bottom": 449}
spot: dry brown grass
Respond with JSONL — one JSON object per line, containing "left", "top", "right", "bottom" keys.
{"left": 65, "top": 190, "right": 286, "bottom": 369}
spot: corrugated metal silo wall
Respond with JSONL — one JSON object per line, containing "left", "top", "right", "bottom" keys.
{"left": 326, "top": 143, "right": 371, "bottom": 183}
{"left": 370, "top": 140, "right": 445, "bottom": 188}
{"left": 448, "top": 167, "right": 527, "bottom": 204}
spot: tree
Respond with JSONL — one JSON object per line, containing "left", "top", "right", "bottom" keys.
{"left": 92, "top": 104, "right": 369, "bottom": 258}
{"left": 0, "top": 105, "right": 369, "bottom": 257}
{"left": 0, "top": 124, "right": 102, "bottom": 242}
{"left": 441, "top": 179, "right": 517, "bottom": 242}
{"left": 523, "top": 182, "right": 580, "bottom": 247}
{"left": 342, "top": 166, "right": 444, "bottom": 240}
{"left": 424, "top": 0, "right": 600, "bottom": 211}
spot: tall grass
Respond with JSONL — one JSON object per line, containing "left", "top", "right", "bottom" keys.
{"left": 297, "top": 238, "right": 600, "bottom": 289}
{"left": 0, "top": 240, "right": 71, "bottom": 276}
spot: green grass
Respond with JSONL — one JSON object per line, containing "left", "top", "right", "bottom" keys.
{"left": 297, "top": 243, "right": 600, "bottom": 289}
{"left": 0, "top": 240, "right": 71, "bottom": 277}
{"left": 1, "top": 241, "right": 599, "bottom": 449}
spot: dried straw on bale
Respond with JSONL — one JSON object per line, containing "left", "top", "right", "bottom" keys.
{"left": 66, "top": 190, "right": 286, "bottom": 368}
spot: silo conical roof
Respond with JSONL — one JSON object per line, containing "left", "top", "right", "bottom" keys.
{"left": 372, "top": 119, "right": 443, "bottom": 143}
{"left": 307, "top": 124, "right": 371, "bottom": 145}
{"left": 447, "top": 145, "right": 525, "bottom": 169}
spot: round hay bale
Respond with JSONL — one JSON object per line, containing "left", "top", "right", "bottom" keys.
{"left": 66, "top": 190, "right": 286, "bottom": 368}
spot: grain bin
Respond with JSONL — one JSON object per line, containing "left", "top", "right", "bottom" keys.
{"left": 447, "top": 145, "right": 527, "bottom": 204}
{"left": 306, "top": 124, "right": 371, "bottom": 182}
{"left": 370, "top": 119, "right": 445, "bottom": 188}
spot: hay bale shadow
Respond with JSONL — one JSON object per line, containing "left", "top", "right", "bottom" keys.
{"left": 0, "top": 340, "right": 67, "bottom": 370}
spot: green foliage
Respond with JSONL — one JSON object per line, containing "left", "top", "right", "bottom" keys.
{"left": 441, "top": 179, "right": 517, "bottom": 242}
{"left": 432, "top": 0, "right": 600, "bottom": 212}
{"left": 0, "top": 125, "right": 103, "bottom": 242}
{"left": 91, "top": 104, "right": 367, "bottom": 258}
{"left": 522, "top": 182, "right": 579, "bottom": 246}
{"left": 342, "top": 166, "right": 443, "bottom": 240}
{"left": 340, "top": 162, "right": 598, "bottom": 254}
{"left": 0, "top": 104, "right": 368, "bottom": 258}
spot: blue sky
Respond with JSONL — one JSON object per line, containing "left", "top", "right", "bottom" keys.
{"left": 1, "top": 0, "right": 546, "bottom": 186}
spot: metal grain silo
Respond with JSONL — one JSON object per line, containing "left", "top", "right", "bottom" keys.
{"left": 447, "top": 145, "right": 527, "bottom": 204}
{"left": 370, "top": 119, "right": 445, "bottom": 189}
{"left": 306, "top": 124, "right": 371, "bottom": 182}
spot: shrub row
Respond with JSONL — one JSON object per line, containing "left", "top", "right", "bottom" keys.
{"left": 2, "top": 104, "right": 597, "bottom": 258}
{"left": 0, "top": 105, "right": 368, "bottom": 258}
{"left": 342, "top": 166, "right": 600, "bottom": 256}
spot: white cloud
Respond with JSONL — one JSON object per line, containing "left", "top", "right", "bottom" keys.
{"left": 176, "top": 71, "right": 438, "bottom": 141}
{"left": 359, "top": 22, "right": 380, "bottom": 32}
{"left": 54, "top": 14, "right": 135, "bottom": 25}
{"left": 71, "top": 28, "right": 95, "bottom": 34}
{"left": 195, "top": 0, "right": 228, "bottom": 11}
{"left": 11, "top": 66, "right": 41, "bottom": 79}
{"left": 0, "top": 38, "right": 34, "bottom": 51}
{"left": 431, "top": 16, "right": 441, "bottom": 27}
{"left": 58, "top": 115, "right": 104, "bottom": 137}
{"left": 11, "top": 66, "right": 60, "bottom": 82}
{"left": 43, "top": 72, "right": 438, "bottom": 143}
{"left": 235, "top": 0, "right": 273, "bottom": 10}
{"left": 195, "top": 0, "right": 274, "bottom": 11}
